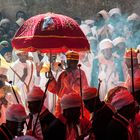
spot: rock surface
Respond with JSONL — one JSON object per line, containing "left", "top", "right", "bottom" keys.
{"left": 0, "top": 0, "right": 139, "bottom": 20}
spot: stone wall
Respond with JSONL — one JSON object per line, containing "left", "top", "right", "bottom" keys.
{"left": 0, "top": 0, "right": 139, "bottom": 21}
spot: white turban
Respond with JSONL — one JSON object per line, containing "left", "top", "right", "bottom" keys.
{"left": 127, "top": 13, "right": 140, "bottom": 21}
{"left": 27, "top": 86, "right": 44, "bottom": 101}
{"left": 112, "top": 37, "right": 126, "bottom": 46}
{"left": 82, "top": 87, "right": 97, "bottom": 100}
{"left": 80, "top": 24, "right": 92, "bottom": 36}
{"left": 0, "top": 18, "right": 10, "bottom": 26}
{"left": 84, "top": 19, "right": 94, "bottom": 25}
{"left": 6, "top": 104, "right": 27, "bottom": 122}
{"left": 61, "top": 93, "right": 82, "bottom": 110}
{"left": 109, "top": 8, "right": 121, "bottom": 17}
{"left": 111, "top": 89, "right": 134, "bottom": 110}
{"left": 99, "top": 38, "right": 113, "bottom": 51}
{"left": 98, "top": 10, "right": 109, "bottom": 20}
{"left": 137, "top": 45, "right": 140, "bottom": 50}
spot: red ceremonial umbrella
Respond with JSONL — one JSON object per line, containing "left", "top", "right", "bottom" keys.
{"left": 12, "top": 12, "right": 90, "bottom": 135}
{"left": 12, "top": 12, "right": 90, "bottom": 53}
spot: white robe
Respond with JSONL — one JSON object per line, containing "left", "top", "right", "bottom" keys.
{"left": 98, "top": 55, "right": 119, "bottom": 101}
{"left": 7, "top": 59, "right": 40, "bottom": 109}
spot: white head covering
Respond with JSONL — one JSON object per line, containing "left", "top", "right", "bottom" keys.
{"left": 112, "top": 37, "right": 126, "bottom": 46}
{"left": 61, "top": 93, "right": 82, "bottom": 110}
{"left": 111, "top": 88, "right": 134, "bottom": 110}
{"left": 137, "top": 45, "right": 140, "bottom": 50}
{"left": 109, "top": 8, "right": 121, "bottom": 17}
{"left": 127, "top": 13, "right": 140, "bottom": 21}
{"left": 82, "top": 87, "right": 97, "bottom": 100}
{"left": 6, "top": 104, "right": 27, "bottom": 122}
{"left": 27, "top": 86, "right": 44, "bottom": 101}
{"left": 0, "top": 18, "right": 10, "bottom": 26}
{"left": 98, "top": 10, "right": 109, "bottom": 20}
{"left": 99, "top": 38, "right": 113, "bottom": 51}
{"left": 84, "top": 19, "right": 94, "bottom": 25}
{"left": 16, "top": 18, "right": 25, "bottom": 27}
{"left": 80, "top": 24, "right": 92, "bottom": 36}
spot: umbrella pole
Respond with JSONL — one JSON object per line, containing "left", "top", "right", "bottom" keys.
{"left": 32, "top": 79, "right": 51, "bottom": 135}
{"left": 94, "top": 79, "right": 102, "bottom": 112}
{"left": 78, "top": 64, "right": 84, "bottom": 118}
{"left": 9, "top": 81, "right": 29, "bottom": 128}
{"left": 9, "top": 81, "right": 20, "bottom": 104}
{"left": 130, "top": 48, "right": 135, "bottom": 95}
{"left": 97, "top": 79, "right": 102, "bottom": 97}
{"left": 49, "top": 51, "right": 52, "bottom": 72}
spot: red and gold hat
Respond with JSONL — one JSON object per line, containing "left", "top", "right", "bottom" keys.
{"left": 66, "top": 51, "right": 79, "bottom": 60}
{"left": 124, "top": 48, "right": 138, "bottom": 59}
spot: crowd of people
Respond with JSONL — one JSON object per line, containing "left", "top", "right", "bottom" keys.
{"left": 0, "top": 7, "right": 140, "bottom": 140}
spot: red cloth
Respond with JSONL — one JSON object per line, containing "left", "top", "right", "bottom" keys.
{"left": 12, "top": 13, "right": 90, "bottom": 53}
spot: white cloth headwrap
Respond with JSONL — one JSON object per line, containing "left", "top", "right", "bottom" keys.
{"left": 98, "top": 10, "right": 109, "bottom": 20}
{"left": 112, "top": 37, "right": 126, "bottom": 46}
{"left": 99, "top": 38, "right": 113, "bottom": 51}
{"left": 127, "top": 13, "right": 140, "bottom": 21}
{"left": 111, "top": 89, "right": 134, "bottom": 110}
{"left": 61, "top": 93, "right": 82, "bottom": 110}
{"left": 80, "top": 24, "right": 92, "bottom": 36}
{"left": 6, "top": 104, "right": 27, "bottom": 122}
{"left": 109, "top": 8, "right": 121, "bottom": 17}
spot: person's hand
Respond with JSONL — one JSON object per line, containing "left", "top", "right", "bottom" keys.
{"left": 45, "top": 70, "right": 54, "bottom": 80}
{"left": 36, "top": 62, "right": 43, "bottom": 76}
{"left": 36, "top": 63, "right": 43, "bottom": 73}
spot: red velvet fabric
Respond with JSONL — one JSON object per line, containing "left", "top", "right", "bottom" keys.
{"left": 12, "top": 13, "right": 90, "bottom": 53}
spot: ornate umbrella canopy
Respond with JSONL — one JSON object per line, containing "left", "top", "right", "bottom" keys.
{"left": 12, "top": 12, "right": 90, "bottom": 53}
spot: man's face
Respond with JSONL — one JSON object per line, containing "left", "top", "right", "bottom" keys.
{"left": 18, "top": 53, "right": 28, "bottom": 63}
{"left": 63, "top": 107, "right": 81, "bottom": 124}
{"left": 94, "top": 14, "right": 104, "bottom": 27}
{"left": 28, "top": 100, "right": 41, "bottom": 114}
{"left": 1, "top": 22, "right": 10, "bottom": 31}
{"left": 7, "top": 120, "right": 25, "bottom": 136}
{"left": 4, "top": 52, "right": 12, "bottom": 62}
{"left": 67, "top": 60, "right": 78, "bottom": 70}
{"left": 102, "top": 48, "right": 112, "bottom": 60}
{"left": 17, "top": 12, "right": 26, "bottom": 20}
{"left": 116, "top": 43, "right": 126, "bottom": 56}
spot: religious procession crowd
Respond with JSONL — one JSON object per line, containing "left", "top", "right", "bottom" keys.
{"left": 0, "top": 7, "right": 140, "bottom": 140}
